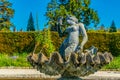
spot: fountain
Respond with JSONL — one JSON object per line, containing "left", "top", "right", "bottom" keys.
{"left": 27, "top": 15, "right": 113, "bottom": 78}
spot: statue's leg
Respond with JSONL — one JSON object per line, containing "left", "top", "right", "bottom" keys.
{"left": 59, "top": 43, "right": 66, "bottom": 62}
{"left": 65, "top": 43, "right": 78, "bottom": 61}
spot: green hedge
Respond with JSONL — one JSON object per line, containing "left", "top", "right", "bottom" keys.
{"left": 51, "top": 32, "right": 120, "bottom": 56}
{"left": 0, "top": 32, "right": 35, "bottom": 54}
{"left": 0, "top": 32, "right": 120, "bottom": 56}
{"left": 85, "top": 32, "right": 120, "bottom": 56}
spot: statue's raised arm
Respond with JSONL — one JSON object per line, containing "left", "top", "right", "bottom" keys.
{"left": 57, "top": 17, "right": 67, "bottom": 37}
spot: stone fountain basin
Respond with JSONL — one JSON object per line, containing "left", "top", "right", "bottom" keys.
{"left": 27, "top": 51, "right": 113, "bottom": 77}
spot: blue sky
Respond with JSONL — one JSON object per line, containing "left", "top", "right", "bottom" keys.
{"left": 9, "top": 0, "right": 120, "bottom": 31}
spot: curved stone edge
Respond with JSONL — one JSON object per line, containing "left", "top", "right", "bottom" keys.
{"left": 27, "top": 51, "right": 113, "bottom": 77}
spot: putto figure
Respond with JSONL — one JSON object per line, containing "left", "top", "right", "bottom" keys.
{"left": 58, "top": 15, "right": 88, "bottom": 62}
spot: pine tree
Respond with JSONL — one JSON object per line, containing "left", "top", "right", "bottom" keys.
{"left": 46, "top": 0, "right": 100, "bottom": 31}
{"left": 0, "top": 0, "right": 14, "bottom": 31}
{"left": 27, "top": 12, "right": 35, "bottom": 31}
{"left": 109, "top": 20, "right": 117, "bottom": 32}
{"left": 36, "top": 12, "right": 39, "bottom": 31}
{"left": 99, "top": 24, "right": 105, "bottom": 32}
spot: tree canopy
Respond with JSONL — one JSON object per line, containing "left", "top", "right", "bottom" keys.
{"left": 46, "top": 0, "right": 100, "bottom": 31}
{"left": 0, "top": 0, "right": 14, "bottom": 31}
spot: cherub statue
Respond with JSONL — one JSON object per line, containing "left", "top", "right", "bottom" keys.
{"left": 58, "top": 15, "right": 88, "bottom": 62}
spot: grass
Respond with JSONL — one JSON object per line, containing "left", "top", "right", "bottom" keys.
{"left": 0, "top": 53, "right": 120, "bottom": 70}
{"left": 0, "top": 53, "right": 31, "bottom": 67}
{"left": 102, "top": 55, "right": 120, "bottom": 70}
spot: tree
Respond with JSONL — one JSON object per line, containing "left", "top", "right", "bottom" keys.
{"left": 0, "top": 0, "right": 14, "bottom": 31}
{"left": 46, "top": 0, "right": 59, "bottom": 31}
{"left": 98, "top": 24, "right": 105, "bottom": 32}
{"left": 13, "top": 26, "right": 16, "bottom": 32}
{"left": 36, "top": 12, "right": 39, "bottom": 31}
{"left": 109, "top": 20, "right": 117, "bottom": 32}
{"left": 27, "top": 12, "right": 35, "bottom": 31}
{"left": 46, "top": 0, "right": 100, "bottom": 31}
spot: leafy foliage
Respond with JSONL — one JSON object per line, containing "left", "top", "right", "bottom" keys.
{"left": 27, "top": 12, "right": 35, "bottom": 31}
{"left": 46, "top": 0, "right": 100, "bottom": 31}
{"left": 34, "top": 29, "right": 55, "bottom": 57}
{"left": 41, "top": 28, "right": 55, "bottom": 57}
{"left": 0, "top": 0, "right": 14, "bottom": 31}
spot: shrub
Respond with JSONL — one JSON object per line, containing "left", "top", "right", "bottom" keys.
{"left": 0, "top": 32, "right": 120, "bottom": 56}
{"left": 51, "top": 32, "right": 120, "bottom": 56}
{"left": 35, "top": 29, "right": 55, "bottom": 57}
{"left": 0, "top": 32, "right": 35, "bottom": 54}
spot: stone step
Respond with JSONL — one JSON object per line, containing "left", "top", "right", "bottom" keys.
{"left": 0, "top": 69, "right": 120, "bottom": 80}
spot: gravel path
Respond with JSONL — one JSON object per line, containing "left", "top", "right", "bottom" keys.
{"left": 0, "top": 69, "right": 120, "bottom": 80}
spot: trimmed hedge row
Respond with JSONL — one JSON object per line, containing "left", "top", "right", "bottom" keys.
{"left": 85, "top": 32, "right": 120, "bottom": 56}
{"left": 51, "top": 32, "right": 120, "bottom": 56}
{"left": 0, "top": 32, "right": 120, "bottom": 56}
{"left": 0, "top": 32, "right": 35, "bottom": 54}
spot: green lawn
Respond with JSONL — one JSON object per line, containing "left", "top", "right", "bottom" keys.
{"left": 102, "top": 55, "right": 120, "bottom": 70}
{"left": 0, "top": 53, "right": 120, "bottom": 70}
{"left": 0, "top": 53, "right": 31, "bottom": 67}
